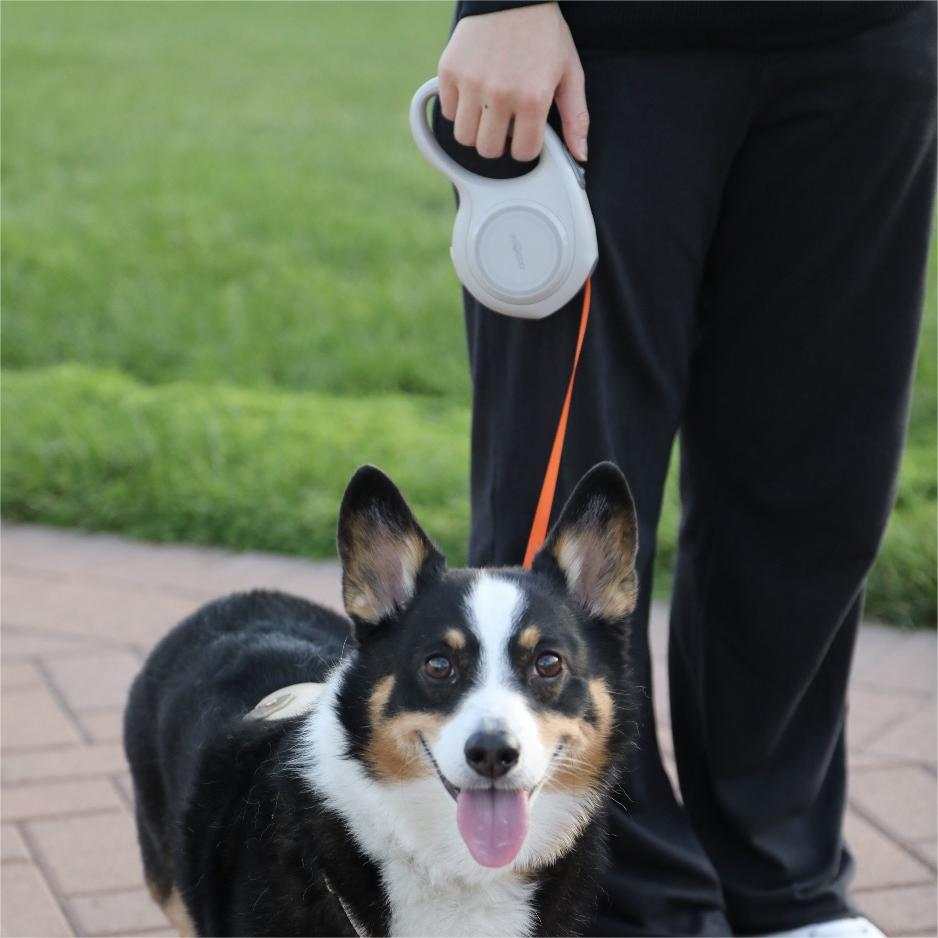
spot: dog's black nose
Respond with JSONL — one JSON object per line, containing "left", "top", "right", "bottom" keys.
{"left": 464, "top": 731, "right": 520, "bottom": 779}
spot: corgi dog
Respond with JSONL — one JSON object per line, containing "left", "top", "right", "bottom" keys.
{"left": 124, "top": 462, "right": 638, "bottom": 936}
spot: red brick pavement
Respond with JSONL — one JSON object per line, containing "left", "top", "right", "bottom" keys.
{"left": 1, "top": 523, "right": 935, "bottom": 936}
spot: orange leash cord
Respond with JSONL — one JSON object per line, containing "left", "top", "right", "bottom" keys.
{"left": 522, "top": 277, "right": 592, "bottom": 569}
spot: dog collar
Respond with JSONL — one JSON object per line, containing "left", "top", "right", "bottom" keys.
{"left": 323, "top": 873, "right": 370, "bottom": 937}
{"left": 244, "top": 682, "right": 324, "bottom": 721}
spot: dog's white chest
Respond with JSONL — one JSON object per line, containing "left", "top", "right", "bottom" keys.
{"left": 382, "top": 858, "right": 536, "bottom": 938}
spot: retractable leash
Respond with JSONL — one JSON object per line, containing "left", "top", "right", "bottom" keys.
{"left": 409, "top": 78, "right": 598, "bottom": 566}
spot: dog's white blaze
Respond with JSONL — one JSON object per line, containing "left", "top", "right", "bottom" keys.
{"left": 465, "top": 573, "right": 524, "bottom": 685}
{"left": 434, "top": 574, "right": 549, "bottom": 790}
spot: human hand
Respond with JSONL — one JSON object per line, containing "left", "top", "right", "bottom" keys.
{"left": 437, "top": 3, "right": 588, "bottom": 162}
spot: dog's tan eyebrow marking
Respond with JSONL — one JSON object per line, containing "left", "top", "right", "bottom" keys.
{"left": 443, "top": 628, "right": 466, "bottom": 649}
{"left": 517, "top": 625, "right": 541, "bottom": 650}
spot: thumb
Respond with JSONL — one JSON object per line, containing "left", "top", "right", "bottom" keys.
{"left": 555, "top": 60, "right": 588, "bottom": 161}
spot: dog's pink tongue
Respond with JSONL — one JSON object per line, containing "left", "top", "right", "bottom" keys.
{"left": 456, "top": 789, "right": 529, "bottom": 868}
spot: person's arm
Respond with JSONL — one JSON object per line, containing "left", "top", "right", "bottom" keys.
{"left": 437, "top": 1, "right": 589, "bottom": 162}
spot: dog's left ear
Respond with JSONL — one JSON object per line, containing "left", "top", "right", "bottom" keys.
{"left": 337, "top": 465, "right": 444, "bottom": 640}
{"left": 533, "top": 462, "right": 639, "bottom": 621}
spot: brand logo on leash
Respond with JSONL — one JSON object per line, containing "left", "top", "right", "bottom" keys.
{"left": 509, "top": 233, "right": 527, "bottom": 271}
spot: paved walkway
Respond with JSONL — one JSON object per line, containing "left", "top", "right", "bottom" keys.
{"left": 1, "top": 523, "right": 935, "bottom": 937}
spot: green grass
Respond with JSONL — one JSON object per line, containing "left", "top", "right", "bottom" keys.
{"left": 2, "top": 1, "right": 466, "bottom": 399}
{"left": 2, "top": 365, "right": 471, "bottom": 561}
{"left": 866, "top": 271, "right": 937, "bottom": 626}
{"left": 2, "top": 2, "right": 935, "bottom": 626}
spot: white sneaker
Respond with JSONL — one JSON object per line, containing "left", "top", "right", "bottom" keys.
{"left": 762, "top": 916, "right": 886, "bottom": 938}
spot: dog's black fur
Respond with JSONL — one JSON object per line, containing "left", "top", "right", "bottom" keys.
{"left": 125, "top": 590, "right": 368, "bottom": 935}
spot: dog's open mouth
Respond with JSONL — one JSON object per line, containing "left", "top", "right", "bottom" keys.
{"left": 417, "top": 733, "right": 562, "bottom": 869}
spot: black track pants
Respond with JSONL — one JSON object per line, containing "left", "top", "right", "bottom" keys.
{"left": 435, "top": 5, "right": 935, "bottom": 935}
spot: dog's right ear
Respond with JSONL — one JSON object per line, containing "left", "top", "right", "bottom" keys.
{"left": 337, "top": 466, "right": 444, "bottom": 641}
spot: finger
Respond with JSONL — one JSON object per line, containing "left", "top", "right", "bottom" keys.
{"left": 475, "top": 102, "right": 512, "bottom": 159}
{"left": 510, "top": 98, "right": 550, "bottom": 161}
{"left": 438, "top": 72, "right": 459, "bottom": 121}
{"left": 453, "top": 88, "right": 483, "bottom": 149}
{"left": 555, "top": 62, "right": 589, "bottom": 160}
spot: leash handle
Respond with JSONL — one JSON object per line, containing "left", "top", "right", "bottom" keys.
{"left": 522, "top": 277, "right": 592, "bottom": 569}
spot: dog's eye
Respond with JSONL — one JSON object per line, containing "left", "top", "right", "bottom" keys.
{"left": 424, "top": 654, "right": 453, "bottom": 680}
{"left": 535, "top": 651, "right": 563, "bottom": 679}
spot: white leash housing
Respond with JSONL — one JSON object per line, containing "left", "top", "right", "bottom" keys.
{"left": 410, "top": 77, "right": 598, "bottom": 320}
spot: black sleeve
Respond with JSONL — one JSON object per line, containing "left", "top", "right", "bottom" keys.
{"left": 458, "top": 1, "right": 548, "bottom": 17}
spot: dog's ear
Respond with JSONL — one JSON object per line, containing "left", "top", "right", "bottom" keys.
{"left": 337, "top": 465, "right": 444, "bottom": 640}
{"left": 532, "top": 462, "right": 639, "bottom": 621}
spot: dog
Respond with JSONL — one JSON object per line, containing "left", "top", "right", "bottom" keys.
{"left": 124, "top": 461, "right": 639, "bottom": 936}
